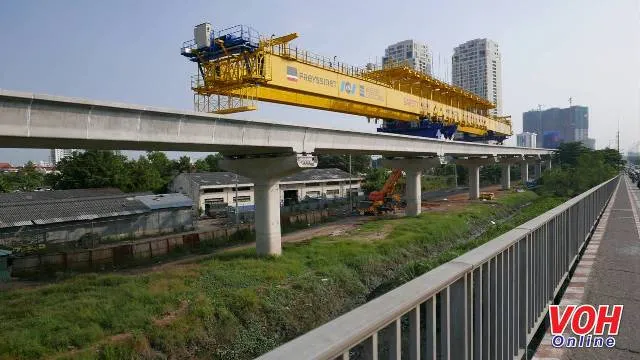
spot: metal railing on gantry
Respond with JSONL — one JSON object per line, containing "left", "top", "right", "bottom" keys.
{"left": 256, "top": 176, "right": 619, "bottom": 360}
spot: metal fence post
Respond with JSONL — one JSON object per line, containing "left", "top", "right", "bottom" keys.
{"left": 255, "top": 177, "right": 619, "bottom": 360}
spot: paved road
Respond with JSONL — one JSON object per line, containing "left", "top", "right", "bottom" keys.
{"left": 564, "top": 178, "right": 640, "bottom": 359}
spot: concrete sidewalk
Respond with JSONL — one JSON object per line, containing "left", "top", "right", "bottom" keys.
{"left": 564, "top": 177, "right": 640, "bottom": 359}
{"left": 533, "top": 177, "right": 640, "bottom": 359}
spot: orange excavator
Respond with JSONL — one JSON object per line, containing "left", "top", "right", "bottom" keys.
{"left": 358, "top": 169, "right": 404, "bottom": 215}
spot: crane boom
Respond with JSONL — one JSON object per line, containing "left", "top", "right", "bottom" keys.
{"left": 181, "top": 23, "right": 512, "bottom": 142}
{"left": 368, "top": 169, "right": 403, "bottom": 202}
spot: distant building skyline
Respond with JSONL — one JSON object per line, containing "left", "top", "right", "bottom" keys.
{"left": 452, "top": 38, "right": 503, "bottom": 116}
{"left": 522, "top": 105, "right": 595, "bottom": 149}
{"left": 382, "top": 39, "right": 432, "bottom": 75}
{"left": 50, "top": 149, "right": 76, "bottom": 164}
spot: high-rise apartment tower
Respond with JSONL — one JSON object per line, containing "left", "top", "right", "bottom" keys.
{"left": 452, "top": 39, "right": 502, "bottom": 116}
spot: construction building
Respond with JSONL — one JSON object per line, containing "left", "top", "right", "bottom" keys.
{"left": 169, "top": 168, "right": 363, "bottom": 216}
{"left": 452, "top": 39, "right": 503, "bottom": 116}
{"left": 523, "top": 106, "right": 595, "bottom": 149}
{"left": 382, "top": 39, "right": 432, "bottom": 75}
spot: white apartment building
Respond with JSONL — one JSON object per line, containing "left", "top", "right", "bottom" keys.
{"left": 169, "top": 168, "right": 363, "bottom": 216}
{"left": 50, "top": 149, "right": 77, "bottom": 164}
{"left": 516, "top": 132, "right": 537, "bottom": 148}
{"left": 452, "top": 39, "right": 503, "bottom": 116}
{"left": 383, "top": 40, "right": 432, "bottom": 75}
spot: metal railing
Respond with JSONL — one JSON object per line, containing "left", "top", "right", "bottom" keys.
{"left": 257, "top": 176, "right": 619, "bottom": 360}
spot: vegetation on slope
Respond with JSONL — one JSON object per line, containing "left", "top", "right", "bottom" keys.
{"left": 0, "top": 190, "right": 565, "bottom": 360}
{"left": 537, "top": 142, "right": 623, "bottom": 197}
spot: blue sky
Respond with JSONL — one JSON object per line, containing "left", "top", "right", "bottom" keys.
{"left": 1, "top": 0, "right": 638, "bottom": 164}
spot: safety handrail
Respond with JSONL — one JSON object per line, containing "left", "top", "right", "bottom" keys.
{"left": 257, "top": 175, "right": 619, "bottom": 360}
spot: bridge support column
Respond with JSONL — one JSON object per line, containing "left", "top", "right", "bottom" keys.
{"left": 533, "top": 161, "right": 542, "bottom": 180}
{"left": 520, "top": 163, "right": 529, "bottom": 183}
{"left": 381, "top": 157, "right": 446, "bottom": 216}
{"left": 468, "top": 165, "right": 481, "bottom": 199}
{"left": 501, "top": 164, "right": 511, "bottom": 190}
{"left": 405, "top": 168, "right": 422, "bottom": 216}
{"left": 219, "top": 154, "right": 317, "bottom": 256}
{"left": 497, "top": 155, "right": 524, "bottom": 191}
{"left": 455, "top": 157, "right": 498, "bottom": 200}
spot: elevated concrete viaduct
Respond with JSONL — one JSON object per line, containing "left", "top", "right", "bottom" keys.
{"left": 0, "top": 90, "right": 554, "bottom": 255}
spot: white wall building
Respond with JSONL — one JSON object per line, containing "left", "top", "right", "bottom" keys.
{"left": 50, "top": 149, "right": 78, "bottom": 164}
{"left": 383, "top": 40, "right": 432, "bottom": 75}
{"left": 452, "top": 39, "right": 503, "bottom": 116}
{"left": 516, "top": 132, "right": 537, "bottom": 148}
{"left": 169, "top": 168, "right": 363, "bottom": 215}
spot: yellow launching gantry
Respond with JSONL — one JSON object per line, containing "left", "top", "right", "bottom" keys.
{"left": 181, "top": 23, "right": 512, "bottom": 142}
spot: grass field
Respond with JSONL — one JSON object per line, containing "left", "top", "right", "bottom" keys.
{"left": 0, "top": 190, "right": 564, "bottom": 360}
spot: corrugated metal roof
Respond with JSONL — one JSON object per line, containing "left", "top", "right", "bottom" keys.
{"left": 0, "top": 188, "right": 124, "bottom": 204}
{"left": 281, "top": 168, "right": 357, "bottom": 182}
{"left": 183, "top": 172, "right": 253, "bottom": 186}
{"left": 182, "top": 168, "right": 359, "bottom": 186}
{"left": 0, "top": 194, "right": 149, "bottom": 229}
{"left": 0, "top": 189, "right": 188, "bottom": 229}
{"left": 135, "top": 193, "right": 193, "bottom": 210}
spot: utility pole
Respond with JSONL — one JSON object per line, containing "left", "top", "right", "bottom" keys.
{"left": 349, "top": 154, "right": 352, "bottom": 211}
{"left": 234, "top": 173, "right": 239, "bottom": 224}
{"left": 617, "top": 120, "right": 620, "bottom": 153}
{"left": 569, "top": 97, "right": 573, "bottom": 107}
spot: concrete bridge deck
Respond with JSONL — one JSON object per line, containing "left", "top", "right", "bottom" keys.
{"left": 0, "top": 89, "right": 553, "bottom": 255}
{"left": 533, "top": 176, "right": 640, "bottom": 359}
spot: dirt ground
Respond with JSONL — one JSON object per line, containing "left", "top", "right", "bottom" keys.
{"left": 421, "top": 184, "right": 507, "bottom": 212}
{"left": 0, "top": 185, "right": 510, "bottom": 287}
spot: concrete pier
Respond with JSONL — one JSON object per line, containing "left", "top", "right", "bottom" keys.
{"left": 220, "top": 154, "right": 317, "bottom": 256}
{"left": 381, "top": 157, "right": 446, "bottom": 216}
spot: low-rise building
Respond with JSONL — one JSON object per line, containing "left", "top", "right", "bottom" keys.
{"left": 0, "top": 163, "right": 18, "bottom": 173}
{"left": 0, "top": 189, "right": 194, "bottom": 246}
{"left": 169, "top": 168, "right": 363, "bottom": 215}
{"left": 516, "top": 132, "right": 537, "bottom": 148}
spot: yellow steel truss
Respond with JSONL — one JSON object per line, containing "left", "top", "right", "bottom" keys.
{"left": 188, "top": 32, "right": 512, "bottom": 137}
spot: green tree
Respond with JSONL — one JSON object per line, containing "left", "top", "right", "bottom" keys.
{"left": 15, "top": 161, "right": 45, "bottom": 191}
{"left": 362, "top": 168, "right": 389, "bottom": 193}
{"left": 194, "top": 153, "right": 223, "bottom": 172}
{"left": 598, "top": 148, "right": 624, "bottom": 170}
{"left": 480, "top": 164, "right": 502, "bottom": 185}
{"left": 173, "top": 155, "right": 192, "bottom": 174}
{"left": 147, "top": 151, "right": 175, "bottom": 180}
{"left": 53, "top": 150, "right": 130, "bottom": 190}
{"left": 456, "top": 165, "right": 468, "bottom": 186}
{"left": 0, "top": 175, "right": 10, "bottom": 192}
{"left": 125, "top": 156, "right": 165, "bottom": 193}
{"left": 317, "top": 154, "right": 370, "bottom": 173}
{"left": 538, "top": 145, "right": 619, "bottom": 197}
{"left": 553, "top": 142, "right": 589, "bottom": 168}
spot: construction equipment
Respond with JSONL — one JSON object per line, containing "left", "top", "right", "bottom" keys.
{"left": 358, "top": 169, "right": 404, "bottom": 215}
{"left": 479, "top": 192, "right": 495, "bottom": 200}
{"left": 181, "top": 23, "right": 512, "bottom": 142}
